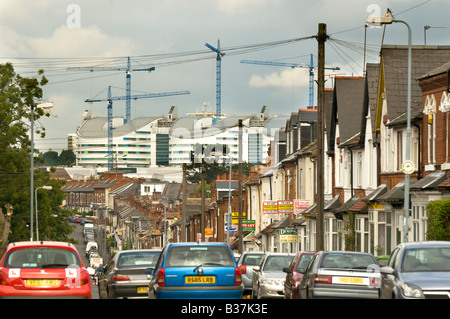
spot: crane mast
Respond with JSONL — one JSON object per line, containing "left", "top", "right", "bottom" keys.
{"left": 205, "top": 40, "right": 225, "bottom": 124}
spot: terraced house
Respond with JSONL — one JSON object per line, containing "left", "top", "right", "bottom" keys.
{"left": 218, "top": 45, "right": 450, "bottom": 255}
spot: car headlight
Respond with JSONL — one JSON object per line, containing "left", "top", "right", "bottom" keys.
{"left": 402, "top": 284, "right": 424, "bottom": 298}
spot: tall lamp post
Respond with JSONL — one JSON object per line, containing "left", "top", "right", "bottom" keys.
{"left": 35, "top": 185, "right": 52, "bottom": 241}
{"left": 30, "top": 102, "right": 53, "bottom": 241}
{"left": 367, "top": 14, "right": 412, "bottom": 243}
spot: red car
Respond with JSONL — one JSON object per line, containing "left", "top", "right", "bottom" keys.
{"left": 0, "top": 241, "right": 93, "bottom": 299}
{"left": 283, "top": 251, "right": 315, "bottom": 299}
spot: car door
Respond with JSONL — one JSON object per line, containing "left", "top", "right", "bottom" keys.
{"left": 284, "top": 253, "right": 298, "bottom": 298}
{"left": 252, "top": 257, "right": 265, "bottom": 297}
{"left": 298, "top": 253, "right": 319, "bottom": 299}
{"left": 380, "top": 247, "right": 400, "bottom": 299}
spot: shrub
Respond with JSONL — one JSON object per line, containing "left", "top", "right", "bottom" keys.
{"left": 426, "top": 199, "right": 450, "bottom": 241}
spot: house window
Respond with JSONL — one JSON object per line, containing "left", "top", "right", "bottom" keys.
{"left": 396, "top": 131, "right": 403, "bottom": 171}
{"left": 439, "top": 91, "right": 450, "bottom": 164}
{"left": 424, "top": 94, "right": 437, "bottom": 168}
{"left": 355, "top": 217, "right": 369, "bottom": 253}
{"left": 357, "top": 152, "right": 363, "bottom": 187}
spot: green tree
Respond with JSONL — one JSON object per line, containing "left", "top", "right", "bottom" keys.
{"left": 59, "top": 149, "right": 76, "bottom": 166}
{"left": 426, "top": 199, "right": 450, "bottom": 241}
{"left": 41, "top": 150, "right": 59, "bottom": 166}
{"left": 0, "top": 63, "right": 75, "bottom": 243}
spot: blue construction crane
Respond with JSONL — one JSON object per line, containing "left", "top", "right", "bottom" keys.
{"left": 205, "top": 40, "right": 225, "bottom": 124}
{"left": 85, "top": 86, "right": 190, "bottom": 171}
{"left": 67, "top": 57, "right": 155, "bottom": 123}
{"left": 241, "top": 54, "right": 340, "bottom": 108}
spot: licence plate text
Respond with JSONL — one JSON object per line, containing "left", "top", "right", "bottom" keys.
{"left": 185, "top": 276, "right": 215, "bottom": 284}
{"left": 137, "top": 287, "right": 148, "bottom": 293}
{"left": 335, "top": 277, "right": 365, "bottom": 285}
{"left": 26, "top": 279, "right": 60, "bottom": 287}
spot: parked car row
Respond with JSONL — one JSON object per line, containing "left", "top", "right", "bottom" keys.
{"left": 235, "top": 240, "right": 450, "bottom": 299}
{"left": 1, "top": 239, "right": 447, "bottom": 299}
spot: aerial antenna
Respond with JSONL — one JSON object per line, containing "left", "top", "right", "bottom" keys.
{"left": 424, "top": 25, "right": 447, "bottom": 45}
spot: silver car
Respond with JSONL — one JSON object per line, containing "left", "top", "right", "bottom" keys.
{"left": 97, "top": 249, "right": 162, "bottom": 299}
{"left": 297, "top": 251, "right": 381, "bottom": 299}
{"left": 237, "top": 251, "right": 266, "bottom": 297}
{"left": 251, "top": 252, "right": 294, "bottom": 299}
{"left": 380, "top": 241, "right": 450, "bottom": 299}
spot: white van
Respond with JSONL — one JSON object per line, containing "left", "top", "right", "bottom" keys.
{"left": 85, "top": 241, "right": 98, "bottom": 257}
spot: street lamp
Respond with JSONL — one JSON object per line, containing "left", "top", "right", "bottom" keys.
{"left": 367, "top": 14, "right": 412, "bottom": 243}
{"left": 35, "top": 185, "right": 52, "bottom": 241}
{"left": 30, "top": 102, "right": 53, "bottom": 241}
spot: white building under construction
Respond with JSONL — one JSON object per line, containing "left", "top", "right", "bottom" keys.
{"left": 72, "top": 105, "right": 287, "bottom": 169}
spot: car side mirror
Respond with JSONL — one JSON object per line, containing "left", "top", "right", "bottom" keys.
{"left": 380, "top": 266, "right": 394, "bottom": 275}
{"left": 283, "top": 267, "right": 292, "bottom": 274}
{"left": 253, "top": 266, "right": 260, "bottom": 272}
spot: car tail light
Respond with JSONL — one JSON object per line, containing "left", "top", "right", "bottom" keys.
{"left": 314, "top": 274, "right": 332, "bottom": 284}
{"left": 157, "top": 268, "right": 165, "bottom": 287}
{"left": 113, "top": 274, "right": 130, "bottom": 282}
{"left": 370, "top": 277, "right": 381, "bottom": 288}
{"left": 239, "top": 265, "right": 247, "bottom": 274}
{"left": 234, "top": 267, "right": 242, "bottom": 286}
{"left": 0, "top": 270, "right": 9, "bottom": 286}
{"left": 80, "top": 269, "right": 91, "bottom": 285}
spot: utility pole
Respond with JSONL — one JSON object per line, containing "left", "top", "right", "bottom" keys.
{"left": 238, "top": 119, "right": 243, "bottom": 254}
{"left": 201, "top": 165, "right": 206, "bottom": 242}
{"left": 316, "top": 23, "right": 327, "bottom": 251}
{"left": 181, "top": 163, "right": 187, "bottom": 242}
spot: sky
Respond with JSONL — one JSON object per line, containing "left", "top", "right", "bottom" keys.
{"left": 1, "top": 0, "right": 449, "bottom": 152}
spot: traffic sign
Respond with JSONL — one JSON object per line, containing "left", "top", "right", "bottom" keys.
{"left": 225, "top": 224, "right": 238, "bottom": 234}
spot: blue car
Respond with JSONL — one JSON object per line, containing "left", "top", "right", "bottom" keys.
{"left": 146, "top": 242, "right": 244, "bottom": 299}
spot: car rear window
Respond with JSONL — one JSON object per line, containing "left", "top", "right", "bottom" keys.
{"left": 118, "top": 251, "right": 161, "bottom": 267}
{"left": 166, "top": 246, "right": 234, "bottom": 267}
{"left": 320, "top": 253, "right": 375, "bottom": 270}
{"left": 4, "top": 247, "right": 81, "bottom": 268}
{"left": 241, "top": 254, "right": 264, "bottom": 266}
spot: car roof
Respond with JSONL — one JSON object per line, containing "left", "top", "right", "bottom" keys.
{"left": 6, "top": 241, "right": 77, "bottom": 251}
{"left": 117, "top": 249, "right": 162, "bottom": 255}
{"left": 166, "top": 242, "right": 229, "bottom": 247}
{"left": 398, "top": 241, "right": 450, "bottom": 249}
{"left": 263, "top": 252, "right": 295, "bottom": 256}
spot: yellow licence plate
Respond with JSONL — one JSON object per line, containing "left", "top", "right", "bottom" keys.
{"left": 137, "top": 287, "right": 148, "bottom": 294}
{"left": 185, "top": 276, "right": 215, "bottom": 284}
{"left": 26, "top": 279, "right": 60, "bottom": 287}
{"left": 337, "top": 277, "right": 364, "bottom": 284}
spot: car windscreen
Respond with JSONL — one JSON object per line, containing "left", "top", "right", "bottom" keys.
{"left": 320, "top": 253, "right": 376, "bottom": 270}
{"left": 402, "top": 247, "right": 450, "bottom": 272}
{"left": 263, "top": 255, "right": 293, "bottom": 271}
{"left": 241, "top": 254, "right": 264, "bottom": 266}
{"left": 4, "top": 247, "right": 81, "bottom": 268}
{"left": 166, "top": 246, "right": 235, "bottom": 267}
{"left": 118, "top": 251, "right": 161, "bottom": 267}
